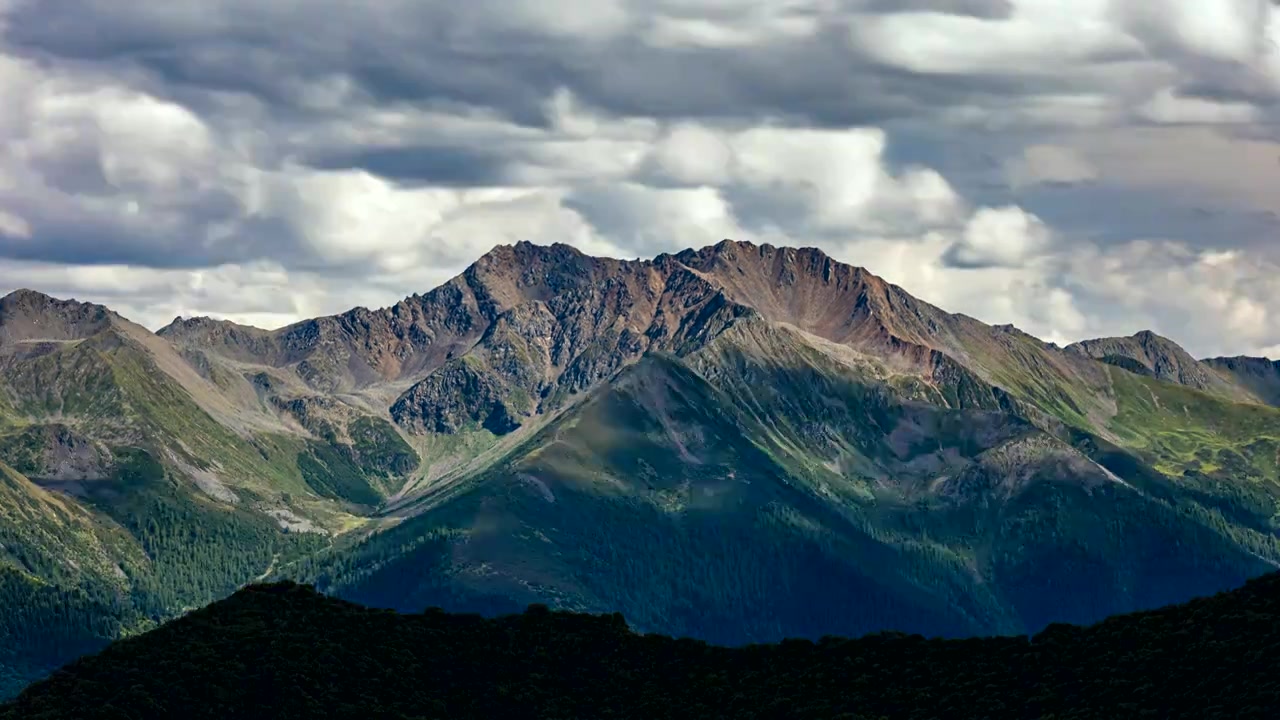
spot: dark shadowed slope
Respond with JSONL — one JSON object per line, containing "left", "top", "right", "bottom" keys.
{"left": 7, "top": 575, "right": 1280, "bottom": 720}
{"left": 1205, "top": 355, "right": 1280, "bottom": 407}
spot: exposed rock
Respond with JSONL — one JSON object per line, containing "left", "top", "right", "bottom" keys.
{"left": 1203, "top": 355, "right": 1280, "bottom": 407}
{"left": 0, "top": 290, "right": 118, "bottom": 351}
{"left": 392, "top": 358, "right": 525, "bottom": 435}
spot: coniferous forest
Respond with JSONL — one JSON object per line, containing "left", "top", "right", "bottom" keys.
{"left": 6, "top": 573, "right": 1280, "bottom": 719}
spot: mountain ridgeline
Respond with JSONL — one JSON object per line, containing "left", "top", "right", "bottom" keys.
{"left": 3, "top": 239, "right": 1280, "bottom": 697}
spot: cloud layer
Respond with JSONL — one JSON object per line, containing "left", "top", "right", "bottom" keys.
{"left": 1, "top": 0, "right": 1279, "bottom": 358}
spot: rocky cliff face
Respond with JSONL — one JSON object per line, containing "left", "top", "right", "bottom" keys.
{"left": 1203, "top": 355, "right": 1280, "bottom": 407}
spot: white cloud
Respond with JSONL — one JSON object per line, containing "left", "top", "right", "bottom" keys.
{"left": 0, "top": 258, "right": 408, "bottom": 330}
{"left": 850, "top": 0, "right": 1139, "bottom": 77}
{"left": 643, "top": 2, "right": 822, "bottom": 48}
{"left": 643, "top": 124, "right": 964, "bottom": 234}
{"left": 1057, "top": 240, "right": 1280, "bottom": 357}
{"left": 946, "top": 205, "right": 1052, "bottom": 268}
{"left": 567, "top": 183, "right": 741, "bottom": 255}
{"left": 1115, "top": 0, "right": 1272, "bottom": 67}
{"left": 646, "top": 123, "right": 735, "bottom": 185}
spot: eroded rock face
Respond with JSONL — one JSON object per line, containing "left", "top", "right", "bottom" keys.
{"left": 149, "top": 239, "right": 1221, "bottom": 445}
{"left": 388, "top": 245, "right": 755, "bottom": 434}
{"left": 392, "top": 359, "right": 524, "bottom": 435}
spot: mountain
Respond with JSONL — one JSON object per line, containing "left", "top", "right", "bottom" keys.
{"left": 1204, "top": 355, "right": 1280, "bottom": 407}
{"left": 3, "top": 239, "right": 1280, "bottom": 697}
{"left": 1065, "top": 330, "right": 1257, "bottom": 402}
{"left": 8, "top": 575, "right": 1280, "bottom": 719}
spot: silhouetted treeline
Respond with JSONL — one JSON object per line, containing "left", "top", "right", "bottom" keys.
{"left": 7, "top": 572, "right": 1280, "bottom": 719}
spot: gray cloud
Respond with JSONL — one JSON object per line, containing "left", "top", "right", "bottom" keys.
{"left": 0, "top": 1, "right": 1138, "bottom": 131}
{"left": 303, "top": 145, "right": 515, "bottom": 187}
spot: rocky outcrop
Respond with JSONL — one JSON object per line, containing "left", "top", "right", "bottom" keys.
{"left": 392, "top": 359, "right": 525, "bottom": 434}
{"left": 1203, "top": 355, "right": 1280, "bottom": 407}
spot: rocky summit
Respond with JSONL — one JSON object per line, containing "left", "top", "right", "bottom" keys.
{"left": 3, "top": 239, "right": 1280, "bottom": 698}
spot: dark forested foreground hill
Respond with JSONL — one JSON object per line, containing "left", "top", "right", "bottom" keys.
{"left": 7, "top": 576, "right": 1280, "bottom": 720}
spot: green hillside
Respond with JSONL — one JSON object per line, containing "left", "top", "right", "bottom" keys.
{"left": 299, "top": 346, "right": 1275, "bottom": 642}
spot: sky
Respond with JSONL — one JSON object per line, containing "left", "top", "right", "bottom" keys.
{"left": 1, "top": 0, "right": 1279, "bottom": 358}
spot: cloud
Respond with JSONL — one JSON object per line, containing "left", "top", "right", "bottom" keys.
{"left": 0, "top": 0, "right": 1279, "bottom": 362}
{"left": 1137, "top": 87, "right": 1262, "bottom": 124}
{"left": 1006, "top": 145, "right": 1098, "bottom": 189}
{"left": 0, "top": 210, "right": 30, "bottom": 238}
{"left": 566, "top": 183, "right": 740, "bottom": 256}
{"left": 941, "top": 205, "right": 1052, "bottom": 268}
{"left": 850, "top": 0, "right": 1142, "bottom": 78}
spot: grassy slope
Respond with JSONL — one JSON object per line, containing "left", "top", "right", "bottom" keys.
{"left": 302, "top": 353, "right": 1000, "bottom": 642}
{"left": 0, "top": 460, "right": 149, "bottom": 698}
{"left": 0, "top": 334, "right": 376, "bottom": 697}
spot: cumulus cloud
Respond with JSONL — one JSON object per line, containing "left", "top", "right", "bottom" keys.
{"left": 942, "top": 205, "right": 1052, "bottom": 268}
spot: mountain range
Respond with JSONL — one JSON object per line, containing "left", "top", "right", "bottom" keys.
{"left": 3, "top": 239, "right": 1280, "bottom": 697}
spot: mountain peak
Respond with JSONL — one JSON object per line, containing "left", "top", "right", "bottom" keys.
{"left": 1203, "top": 355, "right": 1280, "bottom": 407}
{"left": 475, "top": 240, "right": 587, "bottom": 266}
{"left": 0, "top": 288, "right": 107, "bottom": 312}
{"left": 1, "top": 288, "right": 54, "bottom": 304}
{"left": 157, "top": 315, "right": 266, "bottom": 337}
{"left": 1131, "top": 329, "right": 1171, "bottom": 345}
{"left": 1065, "top": 331, "right": 1250, "bottom": 399}
{"left": 0, "top": 289, "right": 121, "bottom": 345}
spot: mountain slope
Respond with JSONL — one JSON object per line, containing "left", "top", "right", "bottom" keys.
{"left": 0, "top": 458, "right": 147, "bottom": 697}
{"left": 304, "top": 334, "right": 1273, "bottom": 641}
{"left": 8, "top": 575, "right": 1280, "bottom": 720}
{"left": 1205, "top": 355, "right": 1280, "bottom": 407}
